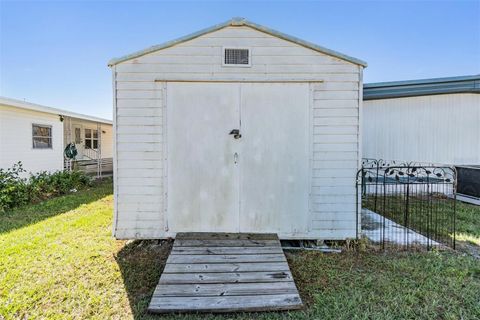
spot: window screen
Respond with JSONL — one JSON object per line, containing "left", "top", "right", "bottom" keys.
{"left": 32, "top": 124, "right": 52, "bottom": 149}
{"left": 224, "top": 48, "right": 249, "bottom": 65}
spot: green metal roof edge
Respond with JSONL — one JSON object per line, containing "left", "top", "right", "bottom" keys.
{"left": 108, "top": 17, "right": 367, "bottom": 67}
{"left": 363, "top": 75, "right": 480, "bottom": 100}
{"left": 364, "top": 75, "right": 480, "bottom": 88}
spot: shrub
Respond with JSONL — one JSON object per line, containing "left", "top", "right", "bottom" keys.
{"left": 28, "top": 170, "right": 92, "bottom": 202}
{"left": 0, "top": 162, "right": 93, "bottom": 212}
{"left": 0, "top": 162, "right": 30, "bottom": 211}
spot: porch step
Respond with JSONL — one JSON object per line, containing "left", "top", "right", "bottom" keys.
{"left": 148, "top": 232, "right": 303, "bottom": 313}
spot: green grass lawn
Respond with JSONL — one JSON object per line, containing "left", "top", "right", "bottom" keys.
{"left": 1, "top": 180, "right": 479, "bottom": 319}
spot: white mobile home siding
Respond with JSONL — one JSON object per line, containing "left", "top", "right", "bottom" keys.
{"left": 0, "top": 104, "right": 64, "bottom": 175}
{"left": 112, "top": 25, "right": 363, "bottom": 239}
{"left": 363, "top": 93, "right": 480, "bottom": 165}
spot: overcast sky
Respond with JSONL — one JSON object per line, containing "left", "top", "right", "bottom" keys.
{"left": 1, "top": 0, "right": 479, "bottom": 119}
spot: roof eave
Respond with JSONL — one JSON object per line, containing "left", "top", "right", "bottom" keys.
{"left": 108, "top": 17, "right": 367, "bottom": 67}
{"left": 0, "top": 97, "right": 112, "bottom": 125}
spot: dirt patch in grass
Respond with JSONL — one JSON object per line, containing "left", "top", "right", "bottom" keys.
{"left": 115, "top": 239, "right": 173, "bottom": 318}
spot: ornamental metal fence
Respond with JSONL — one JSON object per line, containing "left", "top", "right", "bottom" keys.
{"left": 357, "top": 159, "right": 457, "bottom": 250}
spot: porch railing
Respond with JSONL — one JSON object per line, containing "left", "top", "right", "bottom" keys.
{"left": 83, "top": 146, "right": 99, "bottom": 160}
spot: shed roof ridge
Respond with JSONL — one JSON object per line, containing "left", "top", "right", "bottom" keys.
{"left": 108, "top": 17, "right": 367, "bottom": 67}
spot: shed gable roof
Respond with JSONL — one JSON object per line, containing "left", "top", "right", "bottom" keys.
{"left": 108, "top": 17, "right": 367, "bottom": 67}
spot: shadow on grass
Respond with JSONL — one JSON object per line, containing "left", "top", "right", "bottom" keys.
{"left": 115, "top": 239, "right": 173, "bottom": 320}
{"left": 0, "top": 179, "right": 112, "bottom": 234}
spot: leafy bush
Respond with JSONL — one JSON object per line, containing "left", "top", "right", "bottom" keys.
{"left": 0, "top": 162, "right": 30, "bottom": 211}
{"left": 0, "top": 162, "right": 92, "bottom": 212}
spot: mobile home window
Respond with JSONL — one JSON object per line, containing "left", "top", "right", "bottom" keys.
{"left": 32, "top": 124, "right": 52, "bottom": 149}
{"left": 84, "top": 129, "right": 99, "bottom": 149}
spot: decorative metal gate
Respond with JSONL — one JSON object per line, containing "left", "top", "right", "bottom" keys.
{"left": 357, "top": 159, "right": 457, "bottom": 250}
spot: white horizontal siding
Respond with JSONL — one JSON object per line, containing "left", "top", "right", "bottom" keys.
{"left": 117, "top": 126, "right": 163, "bottom": 135}
{"left": 312, "top": 176, "right": 356, "bottom": 186}
{"left": 309, "top": 74, "right": 360, "bottom": 237}
{"left": 117, "top": 159, "right": 163, "bottom": 168}
{"left": 117, "top": 151, "right": 162, "bottom": 159}
{"left": 313, "top": 135, "right": 357, "bottom": 143}
{"left": 311, "top": 194, "right": 356, "bottom": 204}
{"left": 313, "top": 126, "right": 358, "bottom": 135}
{"left": 116, "top": 63, "right": 358, "bottom": 74}
{"left": 313, "top": 143, "right": 357, "bottom": 152}
{"left": 113, "top": 79, "right": 165, "bottom": 239}
{"left": 311, "top": 220, "right": 356, "bottom": 230}
{"left": 311, "top": 211, "right": 355, "bottom": 220}
{"left": 117, "top": 168, "right": 164, "bottom": 178}
{"left": 114, "top": 25, "right": 361, "bottom": 239}
{"left": 117, "top": 177, "right": 162, "bottom": 186}
{"left": 117, "top": 108, "right": 162, "bottom": 117}
{"left": 313, "top": 168, "right": 357, "bottom": 178}
{"left": 313, "top": 108, "right": 358, "bottom": 117}
{"left": 116, "top": 72, "right": 359, "bottom": 82}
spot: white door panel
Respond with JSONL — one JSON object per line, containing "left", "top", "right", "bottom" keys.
{"left": 167, "top": 82, "right": 240, "bottom": 232}
{"left": 166, "top": 82, "right": 310, "bottom": 235}
{"left": 239, "top": 83, "right": 310, "bottom": 234}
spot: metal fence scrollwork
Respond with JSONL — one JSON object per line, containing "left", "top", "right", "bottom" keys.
{"left": 357, "top": 158, "right": 456, "bottom": 250}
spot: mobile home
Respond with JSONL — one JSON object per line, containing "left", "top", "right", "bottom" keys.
{"left": 363, "top": 75, "right": 480, "bottom": 203}
{"left": 363, "top": 75, "right": 480, "bottom": 165}
{"left": 0, "top": 96, "right": 113, "bottom": 177}
{"left": 109, "top": 18, "right": 367, "bottom": 240}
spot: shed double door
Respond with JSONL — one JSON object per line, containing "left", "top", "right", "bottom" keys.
{"left": 167, "top": 82, "right": 310, "bottom": 235}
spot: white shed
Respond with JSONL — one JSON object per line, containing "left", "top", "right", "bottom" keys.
{"left": 363, "top": 75, "right": 480, "bottom": 165}
{"left": 109, "top": 18, "right": 366, "bottom": 240}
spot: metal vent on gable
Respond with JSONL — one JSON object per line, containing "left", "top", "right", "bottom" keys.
{"left": 224, "top": 48, "right": 250, "bottom": 66}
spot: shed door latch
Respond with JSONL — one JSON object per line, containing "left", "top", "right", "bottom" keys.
{"left": 229, "top": 129, "right": 242, "bottom": 139}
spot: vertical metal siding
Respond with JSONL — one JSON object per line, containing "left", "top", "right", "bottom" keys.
{"left": 363, "top": 94, "right": 480, "bottom": 165}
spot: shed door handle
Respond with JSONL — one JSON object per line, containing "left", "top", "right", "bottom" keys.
{"left": 234, "top": 152, "right": 238, "bottom": 164}
{"left": 229, "top": 129, "right": 242, "bottom": 139}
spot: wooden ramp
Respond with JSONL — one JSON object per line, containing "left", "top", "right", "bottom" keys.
{"left": 148, "top": 233, "right": 303, "bottom": 313}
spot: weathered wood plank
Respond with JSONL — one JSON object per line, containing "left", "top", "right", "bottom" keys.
{"left": 149, "top": 232, "right": 302, "bottom": 313}
{"left": 148, "top": 294, "right": 303, "bottom": 313}
{"left": 163, "top": 262, "right": 290, "bottom": 273}
{"left": 159, "top": 271, "right": 293, "bottom": 284}
{"left": 166, "top": 254, "right": 286, "bottom": 264}
{"left": 173, "top": 239, "right": 279, "bottom": 247}
{"left": 152, "top": 282, "right": 298, "bottom": 297}
{"left": 171, "top": 246, "right": 283, "bottom": 255}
